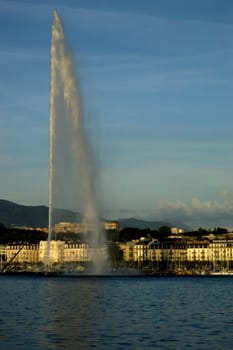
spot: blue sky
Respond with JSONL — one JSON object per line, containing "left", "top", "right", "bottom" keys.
{"left": 0, "top": 0, "right": 233, "bottom": 228}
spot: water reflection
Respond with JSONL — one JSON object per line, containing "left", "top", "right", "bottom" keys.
{"left": 1, "top": 276, "right": 233, "bottom": 349}
{"left": 42, "top": 277, "right": 105, "bottom": 349}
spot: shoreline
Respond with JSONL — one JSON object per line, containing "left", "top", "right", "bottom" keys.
{"left": 0, "top": 271, "right": 233, "bottom": 277}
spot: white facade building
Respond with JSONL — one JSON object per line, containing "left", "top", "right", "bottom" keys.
{"left": 209, "top": 240, "right": 233, "bottom": 267}
{"left": 6, "top": 244, "right": 39, "bottom": 264}
{"left": 64, "top": 243, "right": 89, "bottom": 262}
{"left": 187, "top": 241, "right": 210, "bottom": 262}
{"left": 39, "top": 241, "right": 65, "bottom": 264}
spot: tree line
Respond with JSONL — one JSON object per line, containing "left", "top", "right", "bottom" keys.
{"left": 0, "top": 223, "right": 47, "bottom": 244}
{"left": 0, "top": 222, "right": 229, "bottom": 244}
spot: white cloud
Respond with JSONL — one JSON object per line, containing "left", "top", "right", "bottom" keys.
{"left": 101, "top": 192, "right": 233, "bottom": 229}
{"left": 146, "top": 191, "right": 233, "bottom": 228}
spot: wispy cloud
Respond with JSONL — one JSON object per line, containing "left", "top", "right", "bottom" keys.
{"left": 101, "top": 191, "right": 233, "bottom": 229}
{"left": 0, "top": 48, "right": 47, "bottom": 62}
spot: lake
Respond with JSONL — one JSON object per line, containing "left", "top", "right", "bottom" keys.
{"left": 0, "top": 275, "right": 232, "bottom": 349}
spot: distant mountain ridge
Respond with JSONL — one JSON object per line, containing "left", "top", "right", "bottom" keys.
{"left": 0, "top": 199, "right": 80, "bottom": 228}
{"left": 0, "top": 199, "right": 187, "bottom": 230}
{"left": 117, "top": 217, "right": 172, "bottom": 230}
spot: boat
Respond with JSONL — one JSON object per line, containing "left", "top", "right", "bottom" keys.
{"left": 210, "top": 270, "right": 233, "bottom": 275}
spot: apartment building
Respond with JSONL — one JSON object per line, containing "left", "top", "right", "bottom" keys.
{"left": 187, "top": 240, "right": 210, "bottom": 262}
{"left": 64, "top": 242, "right": 89, "bottom": 262}
{"left": 3, "top": 238, "right": 233, "bottom": 268}
{"left": 39, "top": 240, "right": 65, "bottom": 263}
{"left": 134, "top": 238, "right": 151, "bottom": 265}
{"left": 6, "top": 244, "right": 39, "bottom": 264}
{"left": 209, "top": 240, "right": 233, "bottom": 268}
{"left": 118, "top": 241, "right": 135, "bottom": 262}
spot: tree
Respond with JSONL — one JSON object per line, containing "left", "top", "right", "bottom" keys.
{"left": 197, "top": 227, "right": 208, "bottom": 237}
{"left": 0, "top": 222, "right": 5, "bottom": 231}
{"left": 158, "top": 226, "right": 171, "bottom": 236}
{"left": 106, "top": 229, "right": 119, "bottom": 242}
{"left": 118, "top": 227, "right": 141, "bottom": 242}
{"left": 108, "top": 242, "right": 123, "bottom": 268}
{"left": 213, "top": 227, "right": 228, "bottom": 235}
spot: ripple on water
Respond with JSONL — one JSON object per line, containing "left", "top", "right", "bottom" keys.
{"left": 0, "top": 276, "right": 233, "bottom": 349}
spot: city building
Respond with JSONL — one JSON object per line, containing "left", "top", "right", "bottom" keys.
{"left": 6, "top": 244, "right": 39, "bottom": 264}
{"left": 104, "top": 221, "right": 119, "bottom": 231}
{"left": 171, "top": 227, "right": 185, "bottom": 235}
{"left": 3, "top": 236, "right": 233, "bottom": 272}
{"left": 187, "top": 240, "right": 210, "bottom": 262}
{"left": 39, "top": 240, "right": 65, "bottom": 264}
{"left": 209, "top": 240, "right": 233, "bottom": 269}
{"left": 0, "top": 245, "right": 7, "bottom": 270}
{"left": 54, "top": 220, "right": 119, "bottom": 234}
{"left": 118, "top": 241, "right": 135, "bottom": 262}
{"left": 64, "top": 242, "right": 89, "bottom": 262}
{"left": 134, "top": 237, "right": 151, "bottom": 265}
{"left": 147, "top": 239, "right": 162, "bottom": 262}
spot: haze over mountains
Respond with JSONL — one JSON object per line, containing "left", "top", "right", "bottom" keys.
{"left": 0, "top": 199, "right": 177, "bottom": 230}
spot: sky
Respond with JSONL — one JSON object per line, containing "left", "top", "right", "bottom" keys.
{"left": 0, "top": 0, "right": 233, "bottom": 228}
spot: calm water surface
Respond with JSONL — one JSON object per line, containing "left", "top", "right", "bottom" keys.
{"left": 0, "top": 275, "right": 233, "bottom": 349}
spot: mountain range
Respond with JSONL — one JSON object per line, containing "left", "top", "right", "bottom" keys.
{"left": 0, "top": 199, "right": 181, "bottom": 230}
{"left": 0, "top": 199, "right": 80, "bottom": 228}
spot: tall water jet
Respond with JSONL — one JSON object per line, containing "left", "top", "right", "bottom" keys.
{"left": 47, "top": 11, "right": 105, "bottom": 272}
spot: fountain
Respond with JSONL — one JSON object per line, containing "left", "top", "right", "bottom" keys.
{"left": 45, "top": 11, "right": 106, "bottom": 273}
